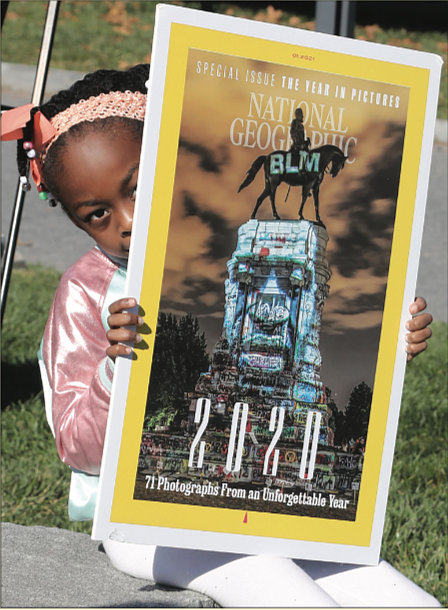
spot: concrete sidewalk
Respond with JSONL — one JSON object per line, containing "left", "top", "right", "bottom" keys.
{"left": 1, "top": 523, "right": 217, "bottom": 608}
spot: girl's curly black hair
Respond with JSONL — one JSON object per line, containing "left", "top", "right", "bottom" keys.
{"left": 18, "top": 63, "right": 149, "bottom": 206}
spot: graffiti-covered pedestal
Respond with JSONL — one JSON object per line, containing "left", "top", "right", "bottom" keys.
{"left": 187, "top": 219, "right": 338, "bottom": 489}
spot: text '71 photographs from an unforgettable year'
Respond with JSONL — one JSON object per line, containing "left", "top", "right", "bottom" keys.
{"left": 92, "top": 4, "right": 442, "bottom": 564}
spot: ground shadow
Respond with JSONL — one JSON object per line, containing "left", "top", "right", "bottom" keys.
{"left": 1, "top": 360, "right": 43, "bottom": 408}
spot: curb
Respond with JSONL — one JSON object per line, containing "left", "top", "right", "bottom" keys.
{"left": 1, "top": 235, "right": 26, "bottom": 269}
{"left": 434, "top": 118, "right": 448, "bottom": 144}
{"left": 1, "top": 62, "right": 447, "bottom": 144}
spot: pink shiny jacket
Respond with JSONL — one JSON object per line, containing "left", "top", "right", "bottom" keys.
{"left": 40, "top": 247, "right": 126, "bottom": 475}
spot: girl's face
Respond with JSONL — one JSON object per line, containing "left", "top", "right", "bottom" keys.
{"left": 55, "top": 128, "right": 142, "bottom": 259}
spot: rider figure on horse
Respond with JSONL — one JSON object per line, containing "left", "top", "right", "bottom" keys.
{"left": 290, "top": 107, "right": 311, "bottom": 152}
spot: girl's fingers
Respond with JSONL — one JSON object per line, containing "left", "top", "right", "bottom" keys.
{"left": 409, "top": 296, "right": 427, "bottom": 316}
{"left": 405, "top": 326, "right": 432, "bottom": 362}
{"left": 405, "top": 327, "right": 432, "bottom": 345}
{"left": 107, "top": 298, "right": 143, "bottom": 360}
{"left": 405, "top": 299, "right": 432, "bottom": 362}
{"left": 106, "top": 328, "right": 142, "bottom": 362}
{"left": 106, "top": 343, "right": 133, "bottom": 358}
{"left": 406, "top": 340, "right": 428, "bottom": 361}
{"left": 108, "top": 297, "right": 138, "bottom": 315}
{"left": 106, "top": 327, "right": 142, "bottom": 344}
{"left": 108, "top": 312, "right": 143, "bottom": 329}
{"left": 405, "top": 312, "right": 433, "bottom": 332}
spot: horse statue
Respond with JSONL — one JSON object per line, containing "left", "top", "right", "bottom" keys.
{"left": 238, "top": 145, "right": 347, "bottom": 227}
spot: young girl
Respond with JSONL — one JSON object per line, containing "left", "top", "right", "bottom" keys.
{"left": 1, "top": 65, "right": 438, "bottom": 607}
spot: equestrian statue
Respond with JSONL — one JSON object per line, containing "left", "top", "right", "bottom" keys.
{"left": 238, "top": 110, "right": 347, "bottom": 227}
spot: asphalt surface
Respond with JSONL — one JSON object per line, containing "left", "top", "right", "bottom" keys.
{"left": 2, "top": 65, "right": 447, "bottom": 322}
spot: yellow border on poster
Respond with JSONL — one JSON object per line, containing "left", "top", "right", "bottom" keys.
{"left": 110, "top": 23, "right": 429, "bottom": 546}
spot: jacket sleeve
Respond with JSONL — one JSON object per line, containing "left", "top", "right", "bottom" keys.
{"left": 42, "top": 261, "right": 116, "bottom": 475}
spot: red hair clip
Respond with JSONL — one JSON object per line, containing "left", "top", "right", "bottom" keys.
{"left": 1, "top": 104, "right": 57, "bottom": 189}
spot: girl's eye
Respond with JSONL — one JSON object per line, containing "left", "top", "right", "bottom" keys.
{"left": 86, "top": 209, "right": 109, "bottom": 224}
{"left": 130, "top": 186, "right": 137, "bottom": 200}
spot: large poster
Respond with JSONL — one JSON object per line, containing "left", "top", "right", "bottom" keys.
{"left": 92, "top": 4, "right": 441, "bottom": 564}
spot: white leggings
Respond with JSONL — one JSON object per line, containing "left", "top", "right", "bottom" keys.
{"left": 103, "top": 540, "right": 441, "bottom": 607}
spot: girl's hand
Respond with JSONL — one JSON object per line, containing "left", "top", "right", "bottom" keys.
{"left": 405, "top": 297, "right": 432, "bottom": 362}
{"left": 106, "top": 298, "right": 143, "bottom": 359}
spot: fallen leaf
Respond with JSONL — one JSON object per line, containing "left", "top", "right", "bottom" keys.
{"left": 288, "top": 16, "right": 301, "bottom": 26}
{"left": 5, "top": 11, "right": 19, "bottom": 21}
{"left": 266, "top": 5, "right": 282, "bottom": 23}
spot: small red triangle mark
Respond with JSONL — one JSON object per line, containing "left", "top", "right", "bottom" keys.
{"left": 243, "top": 512, "right": 248, "bottom": 523}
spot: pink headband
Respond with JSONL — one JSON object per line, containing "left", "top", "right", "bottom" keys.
{"left": 1, "top": 90, "right": 147, "bottom": 192}
{"left": 46, "top": 90, "right": 147, "bottom": 155}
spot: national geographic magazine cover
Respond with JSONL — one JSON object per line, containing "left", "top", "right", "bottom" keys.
{"left": 92, "top": 4, "right": 442, "bottom": 564}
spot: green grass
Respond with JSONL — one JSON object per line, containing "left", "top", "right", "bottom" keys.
{"left": 1, "top": 395, "right": 91, "bottom": 534}
{"left": 1, "top": 265, "right": 61, "bottom": 364}
{"left": 1, "top": 265, "right": 91, "bottom": 535}
{"left": 1, "top": 265, "right": 447, "bottom": 602}
{"left": 1, "top": 1, "right": 447, "bottom": 118}
{"left": 381, "top": 321, "right": 447, "bottom": 605}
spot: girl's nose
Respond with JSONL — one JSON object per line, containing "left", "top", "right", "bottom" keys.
{"left": 120, "top": 201, "right": 134, "bottom": 236}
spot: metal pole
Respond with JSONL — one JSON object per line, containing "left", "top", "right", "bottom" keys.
{"left": 315, "top": 1, "right": 338, "bottom": 35}
{"left": 1, "top": 1, "right": 60, "bottom": 323}
{"left": 340, "top": 1, "right": 356, "bottom": 38}
{"left": 1, "top": 1, "right": 10, "bottom": 29}
{"left": 315, "top": 1, "right": 356, "bottom": 37}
